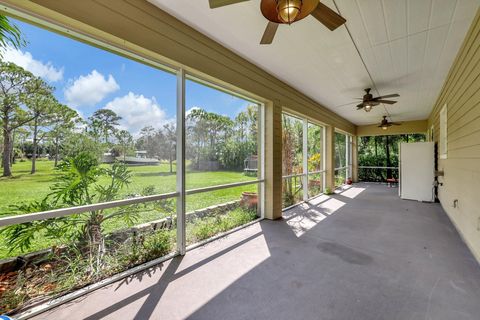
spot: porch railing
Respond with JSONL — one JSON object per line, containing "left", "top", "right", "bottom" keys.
{"left": 358, "top": 166, "right": 399, "bottom": 182}
{"left": 0, "top": 179, "right": 264, "bottom": 318}
{"left": 334, "top": 166, "right": 349, "bottom": 187}
{"left": 282, "top": 170, "right": 326, "bottom": 209}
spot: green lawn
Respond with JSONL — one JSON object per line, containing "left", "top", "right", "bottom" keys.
{"left": 0, "top": 160, "right": 257, "bottom": 216}
{"left": 0, "top": 160, "right": 258, "bottom": 259}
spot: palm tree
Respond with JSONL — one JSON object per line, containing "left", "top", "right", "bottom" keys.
{"left": 0, "top": 15, "right": 26, "bottom": 53}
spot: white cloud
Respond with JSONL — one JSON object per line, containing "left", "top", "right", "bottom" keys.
{"left": 64, "top": 70, "right": 119, "bottom": 107}
{"left": 105, "top": 92, "right": 167, "bottom": 135}
{"left": 2, "top": 46, "right": 64, "bottom": 82}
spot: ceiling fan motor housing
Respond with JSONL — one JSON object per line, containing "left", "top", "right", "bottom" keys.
{"left": 261, "top": 0, "right": 319, "bottom": 24}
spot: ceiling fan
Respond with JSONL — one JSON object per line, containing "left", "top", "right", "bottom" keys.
{"left": 208, "top": 0, "right": 347, "bottom": 44}
{"left": 356, "top": 88, "right": 400, "bottom": 112}
{"left": 378, "top": 116, "right": 401, "bottom": 130}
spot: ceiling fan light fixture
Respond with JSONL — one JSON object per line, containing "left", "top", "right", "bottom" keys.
{"left": 277, "top": 0, "right": 302, "bottom": 24}
{"left": 364, "top": 104, "right": 372, "bottom": 112}
{"left": 381, "top": 125, "right": 388, "bottom": 130}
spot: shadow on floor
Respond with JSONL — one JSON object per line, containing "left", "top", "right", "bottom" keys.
{"left": 33, "top": 183, "right": 480, "bottom": 320}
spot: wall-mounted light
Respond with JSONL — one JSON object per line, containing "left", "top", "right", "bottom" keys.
{"left": 277, "top": 0, "right": 302, "bottom": 24}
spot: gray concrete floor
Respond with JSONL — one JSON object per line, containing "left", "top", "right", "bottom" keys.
{"left": 32, "top": 183, "right": 480, "bottom": 320}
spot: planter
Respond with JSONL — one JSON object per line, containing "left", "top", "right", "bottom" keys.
{"left": 309, "top": 179, "right": 322, "bottom": 187}
{"left": 346, "top": 178, "right": 353, "bottom": 185}
{"left": 241, "top": 192, "right": 258, "bottom": 209}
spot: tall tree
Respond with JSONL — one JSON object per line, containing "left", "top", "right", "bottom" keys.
{"left": 162, "top": 123, "right": 176, "bottom": 173}
{"left": 88, "top": 109, "right": 121, "bottom": 144}
{"left": 49, "top": 104, "right": 80, "bottom": 166}
{"left": 186, "top": 108, "right": 233, "bottom": 168}
{"left": 13, "top": 127, "right": 29, "bottom": 159}
{"left": 115, "top": 129, "right": 133, "bottom": 162}
{"left": 25, "top": 78, "right": 56, "bottom": 174}
{"left": 385, "top": 135, "right": 392, "bottom": 179}
{"left": 137, "top": 125, "right": 160, "bottom": 158}
{"left": 0, "top": 62, "right": 39, "bottom": 177}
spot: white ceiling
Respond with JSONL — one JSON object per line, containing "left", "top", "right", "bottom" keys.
{"left": 149, "top": 0, "right": 479, "bottom": 125}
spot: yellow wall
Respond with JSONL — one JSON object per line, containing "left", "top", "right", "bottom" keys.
{"left": 428, "top": 9, "right": 480, "bottom": 263}
{"left": 357, "top": 120, "right": 427, "bottom": 136}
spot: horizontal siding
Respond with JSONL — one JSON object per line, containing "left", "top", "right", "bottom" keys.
{"left": 356, "top": 120, "right": 427, "bottom": 136}
{"left": 428, "top": 8, "right": 480, "bottom": 263}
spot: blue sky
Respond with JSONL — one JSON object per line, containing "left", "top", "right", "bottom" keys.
{"left": 4, "top": 18, "right": 252, "bottom": 134}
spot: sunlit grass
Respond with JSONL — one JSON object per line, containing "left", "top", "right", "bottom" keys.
{"left": 0, "top": 160, "right": 258, "bottom": 259}
{"left": 0, "top": 160, "right": 257, "bottom": 216}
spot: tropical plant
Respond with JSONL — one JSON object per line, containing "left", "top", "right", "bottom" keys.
{"left": 308, "top": 153, "right": 322, "bottom": 172}
{"left": 0, "top": 15, "right": 26, "bottom": 54}
{"left": 0, "top": 152, "right": 139, "bottom": 273}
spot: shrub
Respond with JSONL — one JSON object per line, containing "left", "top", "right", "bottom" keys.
{"left": 188, "top": 208, "right": 257, "bottom": 243}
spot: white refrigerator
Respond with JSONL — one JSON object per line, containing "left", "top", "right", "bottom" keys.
{"left": 399, "top": 142, "right": 435, "bottom": 202}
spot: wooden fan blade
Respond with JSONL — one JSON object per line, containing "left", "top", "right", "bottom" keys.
{"left": 310, "top": 2, "right": 346, "bottom": 31}
{"left": 392, "top": 122, "right": 401, "bottom": 125}
{"left": 260, "top": 22, "right": 278, "bottom": 45}
{"left": 209, "top": 0, "right": 249, "bottom": 9}
{"left": 356, "top": 103, "right": 364, "bottom": 109}
{"left": 376, "top": 93, "right": 400, "bottom": 99}
{"left": 375, "top": 99, "right": 397, "bottom": 104}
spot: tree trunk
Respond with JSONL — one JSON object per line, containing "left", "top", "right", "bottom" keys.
{"left": 54, "top": 136, "right": 59, "bottom": 167}
{"left": 85, "top": 214, "right": 105, "bottom": 273}
{"left": 169, "top": 143, "right": 173, "bottom": 173}
{"left": 386, "top": 135, "right": 392, "bottom": 179}
{"left": 2, "top": 126, "right": 12, "bottom": 176}
{"left": 10, "top": 129, "right": 16, "bottom": 165}
{"left": 31, "top": 118, "right": 38, "bottom": 174}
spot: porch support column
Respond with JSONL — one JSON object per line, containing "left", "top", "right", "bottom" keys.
{"left": 325, "top": 125, "right": 335, "bottom": 192}
{"left": 264, "top": 101, "right": 282, "bottom": 220}
{"left": 352, "top": 136, "right": 359, "bottom": 182}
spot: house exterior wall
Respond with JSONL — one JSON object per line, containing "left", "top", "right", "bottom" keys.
{"left": 356, "top": 120, "right": 428, "bottom": 136}
{"left": 427, "top": 9, "right": 480, "bottom": 263}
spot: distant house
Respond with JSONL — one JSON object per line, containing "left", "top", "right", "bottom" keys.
{"left": 135, "top": 150, "right": 147, "bottom": 159}
{"left": 119, "top": 150, "right": 159, "bottom": 166}
{"left": 102, "top": 152, "right": 115, "bottom": 163}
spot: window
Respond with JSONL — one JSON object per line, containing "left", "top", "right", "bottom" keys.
{"left": 439, "top": 104, "right": 447, "bottom": 159}
{"left": 184, "top": 76, "right": 264, "bottom": 246}
{"left": 281, "top": 112, "right": 326, "bottom": 208}
{"left": 334, "top": 131, "right": 348, "bottom": 186}
{"left": 307, "top": 122, "right": 325, "bottom": 198}
{"left": 0, "top": 13, "right": 264, "bottom": 314}
{"left": 282, "top": 113, "right": 304, "bottom": 207}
